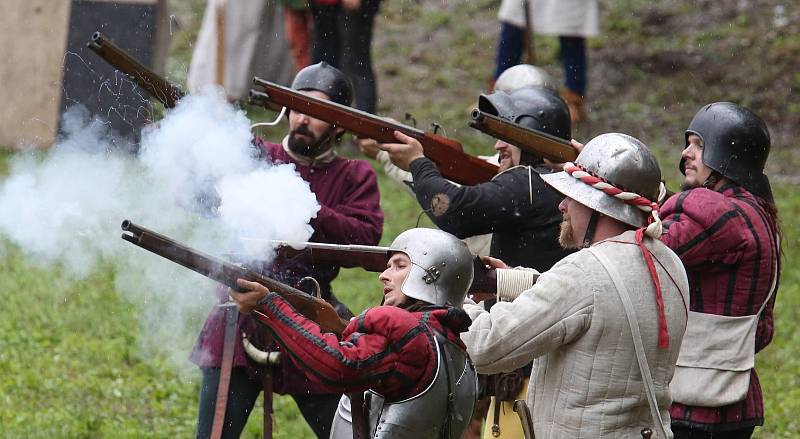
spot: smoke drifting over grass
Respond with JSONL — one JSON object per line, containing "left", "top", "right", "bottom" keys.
{"left": 0, "top": 87, "right": 319, "bottom": 369}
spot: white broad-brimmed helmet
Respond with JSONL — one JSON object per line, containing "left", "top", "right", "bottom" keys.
{"left": 541, "top": 133, "right": 662, "bottom": 228}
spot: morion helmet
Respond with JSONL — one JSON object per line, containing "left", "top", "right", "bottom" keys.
{"left": 542, "top": 133, "right": 662, "bottom": 228}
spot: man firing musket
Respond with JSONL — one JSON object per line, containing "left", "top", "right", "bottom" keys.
{"left": 189, "top": 62, "right": 383, "bottom": 439}
{"left": 121, "top": 223, "right": 481, "bottom": 439}
{"left": 231, "top": 228, "right": 479, "bottom": 439}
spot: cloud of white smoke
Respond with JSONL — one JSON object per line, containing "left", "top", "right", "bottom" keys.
{"left": 0, "top": 86, "right": 319, "bottom": 370}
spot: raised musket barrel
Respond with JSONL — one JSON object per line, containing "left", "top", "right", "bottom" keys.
{"left": 88, "top": 31, "right": 103, "bottom": 47}
{"left": 469, "top": 108, "right": 483, "bottom": 123}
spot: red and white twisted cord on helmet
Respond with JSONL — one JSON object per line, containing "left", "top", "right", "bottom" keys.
{"left": 563, "top": 162, "right": 663, "bottom": 238}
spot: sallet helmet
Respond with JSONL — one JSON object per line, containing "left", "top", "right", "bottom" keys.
{"left": 681, "top": 102, "right": 772, "bottom": 201}
{"left": 389, "top": 228, "right": 474, "bottom": 307}
{"left": 495, "top": 64, "right": 559, "bottom": 94}
{"left": 291, "top": 62, "right": 353, "bottom": 107}
{"left": 477, "top": 87, "right": 572, "bottom": 141}
{"left": 541, "top": 133, "right": 662, "bottom": 228}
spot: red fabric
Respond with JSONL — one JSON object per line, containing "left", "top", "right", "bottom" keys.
{"left": 190, "top": 140, "right": 383, "bottom": 395}
{"left": 661, "top": 185, "right": 780, "bottom": 430}
{"left": 635, "top": 228, "right": 670, "bottom": 349}
{"left": 283, "top": 9, "right": 313, "bottom": 71}
{"left": 253, "top": 293, "right": 471, "bottom": 401}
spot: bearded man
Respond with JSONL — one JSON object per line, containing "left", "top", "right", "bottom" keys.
{"left": 191, "top": 62, "right": 383, "bottom": 439}
{"left": 462, "top": 133, "right": 690, "bottom": 438}
{"left": 661, "top": 103, "right": 781, "bottom": 439}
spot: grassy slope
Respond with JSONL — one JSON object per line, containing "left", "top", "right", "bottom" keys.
{"left": 1, "top": 0, "right": 798, "bottom": 437}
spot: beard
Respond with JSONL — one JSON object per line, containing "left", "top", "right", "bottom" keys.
{"left": 558, "top": 212, "right": 579, "bottom": 249}
{"left": 680, "top": 179, "right": 699, "bottom": 191}
{"left": 287, "top": 125, "right": 333, "bottom": 158}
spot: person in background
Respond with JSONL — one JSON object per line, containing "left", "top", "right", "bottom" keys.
{"left": 280, "top": 0, "right": 313, "bottom": 71}
{"left": 310, "top": 0, "right": 383, "bottom": 113}
{"left": 493, "top": 0, "right": 599, "bottom": 123}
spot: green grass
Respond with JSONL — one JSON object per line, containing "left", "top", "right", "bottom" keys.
{"left": 2, "top": 0, "right": 799, "bottom": 436}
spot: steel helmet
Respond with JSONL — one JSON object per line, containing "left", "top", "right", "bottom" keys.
{"left": 495, "top": 64, "right": 558, "bottom": 94}
{"left": 291, "top": 62, "right": 353, "bottom": 107}
{"left": 542, "top": 133, "right": 662, "bottom": 228}
{"left": 682, "top": 102, "right": 772, "bottom": 201}
{"left": 389, "top": 228, "right": 474, "bottom": 307}
{"left": 477, "top": 87, "right": 572, "bottom": 140}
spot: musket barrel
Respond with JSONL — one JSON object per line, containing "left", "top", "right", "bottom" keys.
{"left": 119, "top": 220, "right": 348, "bottom": 334}
{"left": 87, "top": 32, "right": 184, "bottom": 108}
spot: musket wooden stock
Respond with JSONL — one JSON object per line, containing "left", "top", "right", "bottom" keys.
{"left": 120, "top": 220, "right": 347, "bottom": 335}
{"left": 249, "top": 79, "right": 499, "bottom": 186}
{"left": 274, "top": 241, "right": 392, "bottom": 272}
{"left": 470, "top": 109, "right": 578, "bottom": 163}
{"left": 87, "top": 32, "right": 185, "bottom": 109}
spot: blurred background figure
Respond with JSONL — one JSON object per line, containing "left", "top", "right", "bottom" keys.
{"left": 310, "top": 0, "right": 383, "bottom": 113}
{"left": 280, "top": 0, "right": 313, "bottom": 72}
{"left": 493, "top": 0, "right": 599, "bottom": 123}
{"left": 188, "top": 0, "right": 295, "bottom": 100}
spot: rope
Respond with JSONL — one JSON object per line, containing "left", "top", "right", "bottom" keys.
{"left": 563, "top": 163, "right": 662, "bottom": 238}
{"left": 563, "top": 162, "right": 669, "bottom": 349}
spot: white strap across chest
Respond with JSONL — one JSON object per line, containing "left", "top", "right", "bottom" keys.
{"left": 589, "top": 247, "right": 670, "bottom": 439}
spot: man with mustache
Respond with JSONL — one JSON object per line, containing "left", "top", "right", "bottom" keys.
{"left": 461, "top": 133, "right": 690, "bottom": 437}
{"left": 230, "top": 228, "right": 478, "bottom": 439}
{"left": 191, "top": 62, "right": 383, "bottom": 439}
{"left": 660, "top": 103, "right": 781, "bottom": 439}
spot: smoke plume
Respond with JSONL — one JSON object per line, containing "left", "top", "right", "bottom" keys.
{"left": 0, "top": 87, "right": 319, "bottom": 370}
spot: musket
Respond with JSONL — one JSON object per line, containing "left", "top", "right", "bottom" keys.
{"left": 120, "top": 220, "right": 347, "bottom": 335}
{"left": 87, "top": 32, "right": 185, "bottom": 108}
{"left": 249, "top": 78, "right": 499, "bottom": 186}
{"left": 271, "top": 241, "right": 393, "bottom": 272}
{"left": 469, "top": 108, "right": 578, "bottom": 163}
{"left": 271, "top": 240, "right": 497, "bottom": 299}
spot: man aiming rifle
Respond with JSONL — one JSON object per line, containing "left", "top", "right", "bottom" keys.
{"left": 376, "top": 83, "right": 577, "bottom": 439}
{"left": 230, "top": 228, "right": 479, "bottom": 439}
{"left": 191, "top": 62, "right": 383, "bottom": 439}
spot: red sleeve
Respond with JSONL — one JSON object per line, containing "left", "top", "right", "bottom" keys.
{"left": 660, "top": 189, "right": 749, "bottom": 269}
{"left": 253, "top": 293, "right": 436, "bottom": 399}
{"left": 311, "top": 161, "right": 383, "bottom": 245}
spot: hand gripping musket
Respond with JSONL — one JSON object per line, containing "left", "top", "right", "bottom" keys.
{"left": 119, "top": 220, "right": 347, "bottom": 335}
{"left": 249, "top": 78, "right": 499, "bottom": 186}
{"left": 87, "top": 32, "right": 185, "bottom": 109}
{"left": 469, "top": 108, "right": 578, "bottom": 163}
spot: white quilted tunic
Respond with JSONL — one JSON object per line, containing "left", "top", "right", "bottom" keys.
{"left": 463, "top": 231, "right": 689, "bottom": 438}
